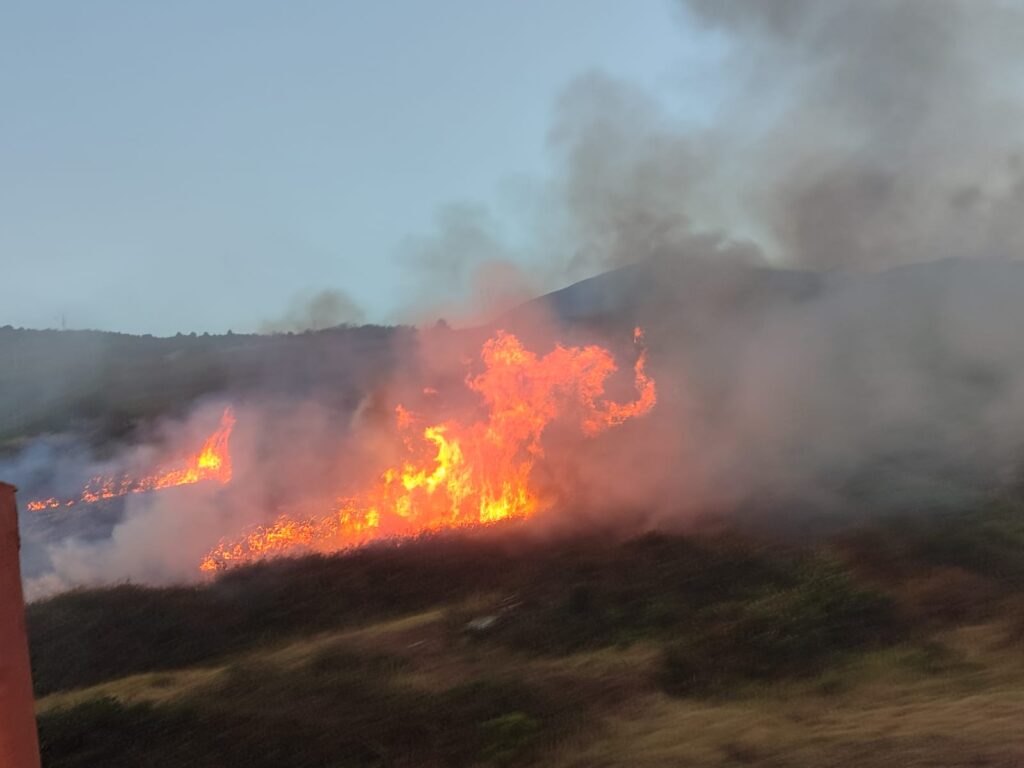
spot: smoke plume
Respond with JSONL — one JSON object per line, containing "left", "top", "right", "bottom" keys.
{"left": 260, "top": 289, "right": 365, "bottom": 333}
{"left": 407, "top": 0, "right": 1024, "bottom": 286}
{"left": 394, "top": 204, "right": 539, "bottom": 325}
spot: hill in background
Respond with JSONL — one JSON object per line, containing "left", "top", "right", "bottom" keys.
{"left": 0, "top": 324, "right": 406, "bottom": 447}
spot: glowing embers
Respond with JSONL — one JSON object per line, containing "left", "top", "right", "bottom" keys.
{"left": 200, "top": 330, "right": 655, "bottom": 571}
{"left": 26, "top": 408, "right": 235, "bottom": 512}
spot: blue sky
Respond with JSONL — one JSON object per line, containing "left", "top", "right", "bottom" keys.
{"left": 1, "top": 1, "right": 719, "bottom": 334}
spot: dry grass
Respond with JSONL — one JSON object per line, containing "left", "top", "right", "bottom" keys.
{"left": 35, "top": 667, "right": 225, "bottom": 715}
{"left": 553, "top": 623, "right": 1024, "bottom": 768}
{"left": 35, "top": 608, "right": 445, "bottom": 716}
{"left": 37, "top": 604, "right": 1024, "bottom": 767}
{"left": 32, "top": 516, "right": 1024, "bottom": 766}
{"left": 554, "top": 690, "right": 1024, "bottom": 767}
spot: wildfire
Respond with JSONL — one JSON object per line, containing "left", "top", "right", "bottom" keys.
{"left": 27, "top": 407, "right": 236, "bottom": 512}
{"left": 200, "top": 330, "right": 655, "bottom": 571}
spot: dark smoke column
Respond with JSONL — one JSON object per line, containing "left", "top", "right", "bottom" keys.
{"left": 0, "top": 483, "right": 42, "bottom": 768}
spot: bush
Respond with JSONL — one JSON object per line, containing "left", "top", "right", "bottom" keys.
{"left": 479, "top": 712, "right": 541, "bottom": 765}
{"left": 469, "top": 533, "right": 805, "bottom": 655}
{"left": 38, "top": 662, "right": 584, "bottom": 767}
{"left": 38, "top": 697, "right": 209, "bottom": 768}
{"left": 660, "top": 562, "right": 897, "bottom": 695}
{"left": 28, "top": 529, "right": 794, "bottom": 694}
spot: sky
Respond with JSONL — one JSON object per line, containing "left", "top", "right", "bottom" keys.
{"left": 0, "top": 1, "right": 720, "bottom": 335}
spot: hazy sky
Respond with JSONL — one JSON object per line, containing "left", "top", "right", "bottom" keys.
{"left": 1, "top": 1, "right": 717, "bottom": 335}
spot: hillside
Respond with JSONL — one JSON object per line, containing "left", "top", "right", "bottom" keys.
{"left": 28, "top": 503, "right": 1024, "bottom": 767}
{"left": 0, "top": 324, "right": 408, "bottom": 446}
{"left": 10, "top": 254, "right": 1024, "bottom": 450}
{"left": 11, "top": 257, "right": 1024, "bottom": 765}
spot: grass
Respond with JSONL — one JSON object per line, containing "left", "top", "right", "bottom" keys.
{"left": 28, "top": 527, "right": 833, "bottom": 694}
{"left": 29, "top": 504, "right": 1024, "bottom": 766}
{"left": 659, "top": 561, "right": 896, "bottom": 695}
{"left": 38, "top": 620, "right": 589, "bottom": 768}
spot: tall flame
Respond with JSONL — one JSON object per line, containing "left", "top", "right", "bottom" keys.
{"left": 27, "top": 407, "right": 235, "bottom": 512}
{"left": 200, "top": 330, "right": 655, "bottom": 571}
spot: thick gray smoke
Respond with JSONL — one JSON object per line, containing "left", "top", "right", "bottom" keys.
{"left": 394, "top": 204, "right": 540, "bottom": 325}
{"left": 6, "top": 400, "right": 241, "bottom": 598}
{"left": 13, "top": 395, "right": 397, "bottom": 599}
{"left": 681, "top": 0, "right": 1024, "bottom": 270}
{"left": 531, "top": 0, "right": 1024, "bottom": 277}
{"left": 488, "top": 0, "right": 1024, "bottom": 526}
{"left": 614, "top": 257, "right": 1024, "bottom": 522}
{"left": 402, "top": 1, "right": 1024, "bottom": 313}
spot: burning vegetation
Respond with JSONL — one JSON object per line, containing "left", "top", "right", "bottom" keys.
{"left": 26, "top": 407, "right": 235, "bottom": 512}
{"left": 200, "top": 329, "right": 655, "bottom": 571}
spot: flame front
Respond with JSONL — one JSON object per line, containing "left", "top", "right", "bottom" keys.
{"left": 201, "top": 330, "right": 655, "bottom": 572}
{"left": 27, "top": 407, "right": 235, "bottom": 512}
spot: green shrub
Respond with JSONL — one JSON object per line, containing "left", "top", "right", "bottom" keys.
{"left": 28, "top": 529, "right": 796, "bottom": 694}
{"left": 660, "top": 562, "right": 897, "bottom": 695}
{"left": 39, "top": 665, "right": 584, "bottom": 768}
{"left": 38, "top": 697, "right": 208, "bottom": 768}
{"left": 899, "top": 641, "right": 965, "bottom": 675}
{"left": 479, "top": 712, "right": 541, "bottom": 765}
{"left": 472, "top": 533, "right": 804, "bottom": 655}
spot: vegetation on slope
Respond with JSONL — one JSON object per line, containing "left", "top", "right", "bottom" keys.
{"left": 28, "top": 502, "right": 1024, "bottom": 767}
{"left": 0, "top": 324, "right": 406, "bottom": 445}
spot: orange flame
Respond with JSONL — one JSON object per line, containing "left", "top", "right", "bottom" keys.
{"left": 26, "top": 408, "right": 235, "bottom": 512}
{"left": 200, "top": 331, "right": 655, "bottom": 571}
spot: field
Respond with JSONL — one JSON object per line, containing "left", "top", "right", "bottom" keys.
{"left": 28, "top": 503, "right": 1024, "bottom": 767}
